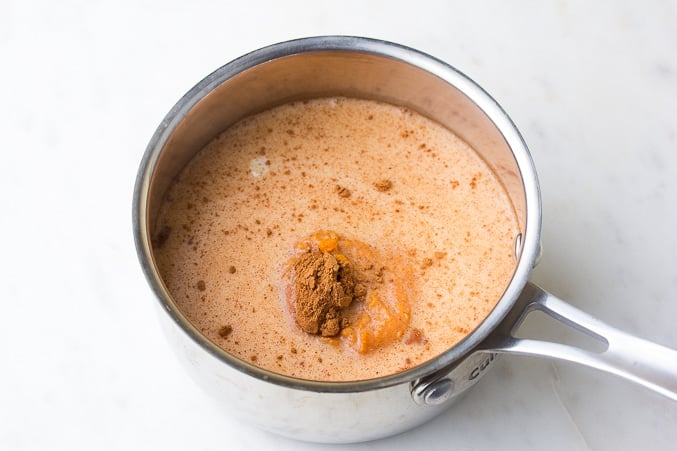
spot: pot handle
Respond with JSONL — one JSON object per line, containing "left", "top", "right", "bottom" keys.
{"left": 480, "top": 282, "right": 677, "bottom": 402}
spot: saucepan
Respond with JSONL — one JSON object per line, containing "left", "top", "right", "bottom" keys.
{"left": 133, "top": 36, "right": 677, "bottom": 443}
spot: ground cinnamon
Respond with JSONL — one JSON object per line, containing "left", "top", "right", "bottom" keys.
{"left": 289, "top": 248, "right": 355, "bottom": 336}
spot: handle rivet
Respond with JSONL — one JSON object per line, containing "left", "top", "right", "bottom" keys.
{"left": 422, "top": 378, "right": 454, "bottom": 405}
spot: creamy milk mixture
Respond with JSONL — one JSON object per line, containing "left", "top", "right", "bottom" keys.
{"left": 153, "top": 97, "right": 519, "bottom": 381}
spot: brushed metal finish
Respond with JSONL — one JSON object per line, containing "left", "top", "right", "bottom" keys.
{"left": 482, "top": 282, "right": 677, "bottom": 402}
{"left": 133, "top": 36, "right": 540, "bottom": 442}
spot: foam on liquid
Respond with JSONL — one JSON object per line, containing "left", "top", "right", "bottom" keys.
{"left": 153, "top": 97, "right": 519, "bottom": 381}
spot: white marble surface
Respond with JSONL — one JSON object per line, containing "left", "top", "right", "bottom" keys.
{"left": 1, "top": 1, "right": 676, "bottom": 449}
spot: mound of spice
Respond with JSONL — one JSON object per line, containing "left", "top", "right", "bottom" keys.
{"left": 287, "top": 232, "right": 356, "bottom": 337}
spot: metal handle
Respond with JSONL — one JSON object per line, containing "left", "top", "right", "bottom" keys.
{"left": 481, "top": 282, "right": 677, "bottom": 402}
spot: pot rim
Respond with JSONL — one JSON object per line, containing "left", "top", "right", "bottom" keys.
{"left": 132, "top": 35, "right": 542, "bottom": 393}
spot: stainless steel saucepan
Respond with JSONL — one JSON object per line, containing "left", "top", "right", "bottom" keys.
{"left": 133, "top": 36, "right": 677, "bottom": 443}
